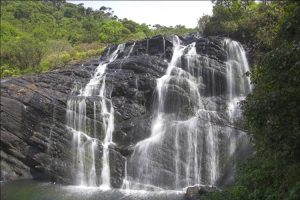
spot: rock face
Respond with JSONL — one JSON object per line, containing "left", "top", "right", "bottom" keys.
{"left": 0, "top": 34, "right": 251, "bottom": 189}
{"left": 1, "top": 59, "right": 98, "bottom": 184}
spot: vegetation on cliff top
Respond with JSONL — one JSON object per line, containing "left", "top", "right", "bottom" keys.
{"left": 199, "top": 0, "right": 300, "bottom": 199}
{"left": 0, "top": 0, "right": 194, "bottom": 78}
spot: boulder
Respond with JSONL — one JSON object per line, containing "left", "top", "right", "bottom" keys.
{"left": 185, "top": 185, "right": 219, "bottom": 200}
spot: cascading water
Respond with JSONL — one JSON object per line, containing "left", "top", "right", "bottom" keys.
{"left": 126, "top": 42, "right": 136, "bottom": 58}
{"left": 65, "top": 35, "right": 251, "bottom": 191}
{"left": 122, "top": 36, "right": 251, "bottom": 191}
{"left": 224, "top": 38, "right": 252, "bottom": 121}
{"left": 66, "top": 44, "right": 124, "bottom": 188}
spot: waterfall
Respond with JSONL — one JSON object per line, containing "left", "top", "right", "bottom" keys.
{"left": 122, "top": 36, "right": 251, "bottom": 191}
{"left": 163, "top": 36, "right": 166, "bottom": 59}
{"left": 65, "top": 35, "right": 251, "bottom": 191}
{"left": 126, "top": 42, "right": 136, "bottom": 58}
{"left": 66, "top": 44, "right": 124, "bottom": 187}
{"left": 224, "top": 38, "right": 252, "bottom": 121}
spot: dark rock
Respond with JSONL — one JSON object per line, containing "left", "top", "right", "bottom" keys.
{"left": 109, "top": 146, "right": 126, "bottom": 188}
{"left": 185, "top": 185, "right": 219, "bottom": 200}
{"left": 195, "top": 37, "right": 227, "bottom": 62}
{"left": 0, "top": 57, "right": 102, "bottom": 184}
{"left": 185, "top": 186, "right": 201, "bottom": 200}
{"left": 199, "top": 185, "right": 219, "bottom": 195}
{"left": 181, "top": 32, "right": 202, "bottom": 45}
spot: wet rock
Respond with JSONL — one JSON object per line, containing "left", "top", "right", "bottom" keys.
{"left": 195, "top": 37, "right": 227, "bottom": 62}
{"left": 109, "top": 147, "right": 126, "bottom": 188}
{"left": 185, "top": 186, "right": 201, "bottom": 200}
{"left": 185, "top": 185, "right": 219, "bottom": 200}
{"left": 0, "top": 57, "right": 103, "bottom": 183}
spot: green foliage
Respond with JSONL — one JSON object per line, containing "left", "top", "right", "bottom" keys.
{"left": 0, "top": 21, "right": 21, "bottom": 42}
{"left": 197, "top": 15, "right": 210, "bottom": 34}
{"left": 1, "top": 0, "right": 195, "bottom": 78}
{"left": 203, "top": 157, "right": 300, "bottom": 200}
{"left": 0, "top": 65, "right": 20, "bottom": 77}
{"left": 151, "top": 24, "right": 195, "bottom": 36}
{"left": 1, "top": 36, "right": 45, "bottom": 70}
{"left": 202, "top": 0, "right": 287, "bottom": 53}
{"left": 13, "top": 4, "right": 32, "bottom": 19}
{"left": 202, "top": 1, "right": 300, "bottom": 200}
{"left": 244, "top": 43, "right": 300, "bottom": 160}
{"left": 99, "top": 20, "right": 130, "bottom": 44}
{"left": 287, "top": 182, "right": 300, "bottom": 200}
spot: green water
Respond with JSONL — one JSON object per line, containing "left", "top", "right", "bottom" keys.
{"left": 0, "top": 180, "right": 185, "bottom": 200}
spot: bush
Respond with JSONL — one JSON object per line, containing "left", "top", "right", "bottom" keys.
{"left": 0, "top": 65, "right": 20, "bottom": 78}
{"left": 1, "top": 36, "right": 45, "bottom": 70}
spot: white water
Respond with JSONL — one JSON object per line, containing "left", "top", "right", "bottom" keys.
{"left": 65, "top": 36, "right": 251, "bottom": 191}
{"left": 122, "top": 36, "right": 251, "bottom": 191}
{"left": 126, "top": 42, "right": 136, "bottom": 58}
{"left": 66, "top": 44, "right": 125, "bottom": 188}
{"left": 224, "top": 38, "right": 252, "bottom": 121}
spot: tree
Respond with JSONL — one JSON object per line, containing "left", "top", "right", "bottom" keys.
{"left": 2, "top": 36, "right": 45, "bottom": 70}
{"left": 43, "top": 0, "right": 66, "bottom": 8}
{"left": 98, "top": 20, "right": 128, "bottom": 43}
{"left": 63, "top": 7, "right": 77, "bottom": 18}
{"left": 197, "top": 15, "right": 210, "bottom": 34}
{"left": 121, "top": 18, "right": 139, "bottom": 33}
{"left": 99, "top": 6, "right": 108, "bottom": 11}
{"left": 82, "top": 19, "right": 94, "bottom": 32}
{"left": 86, "top": 7, "right": 93, "bottom": 15}
{"left": 14, "top": 7, "right": 31, "bottom": 19}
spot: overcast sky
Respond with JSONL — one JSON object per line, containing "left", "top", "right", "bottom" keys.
{"left": 67, "top": 1, "right": 214, "bottom": 28}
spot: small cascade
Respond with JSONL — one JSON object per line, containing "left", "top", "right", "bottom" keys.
{"left": 126, "top": 42, "right": 136, "bottom": 58}
{"left": 98, "top": 73, "right": 115, "bottom": 190}
{"left": 67, "top": 98, "right": 98, "bottom": 186}
{"left": 121, "top": 159, "right": 130, "bottom": 190}
{"left": 224, "top": 38, "right": 252, "bottom": 122}
{"left": 66, "top": 44, "right": 125, "bottom": 187}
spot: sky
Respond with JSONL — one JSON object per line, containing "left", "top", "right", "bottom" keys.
{"left": 67, "top": 1, "right": 214, "bottom": 28}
